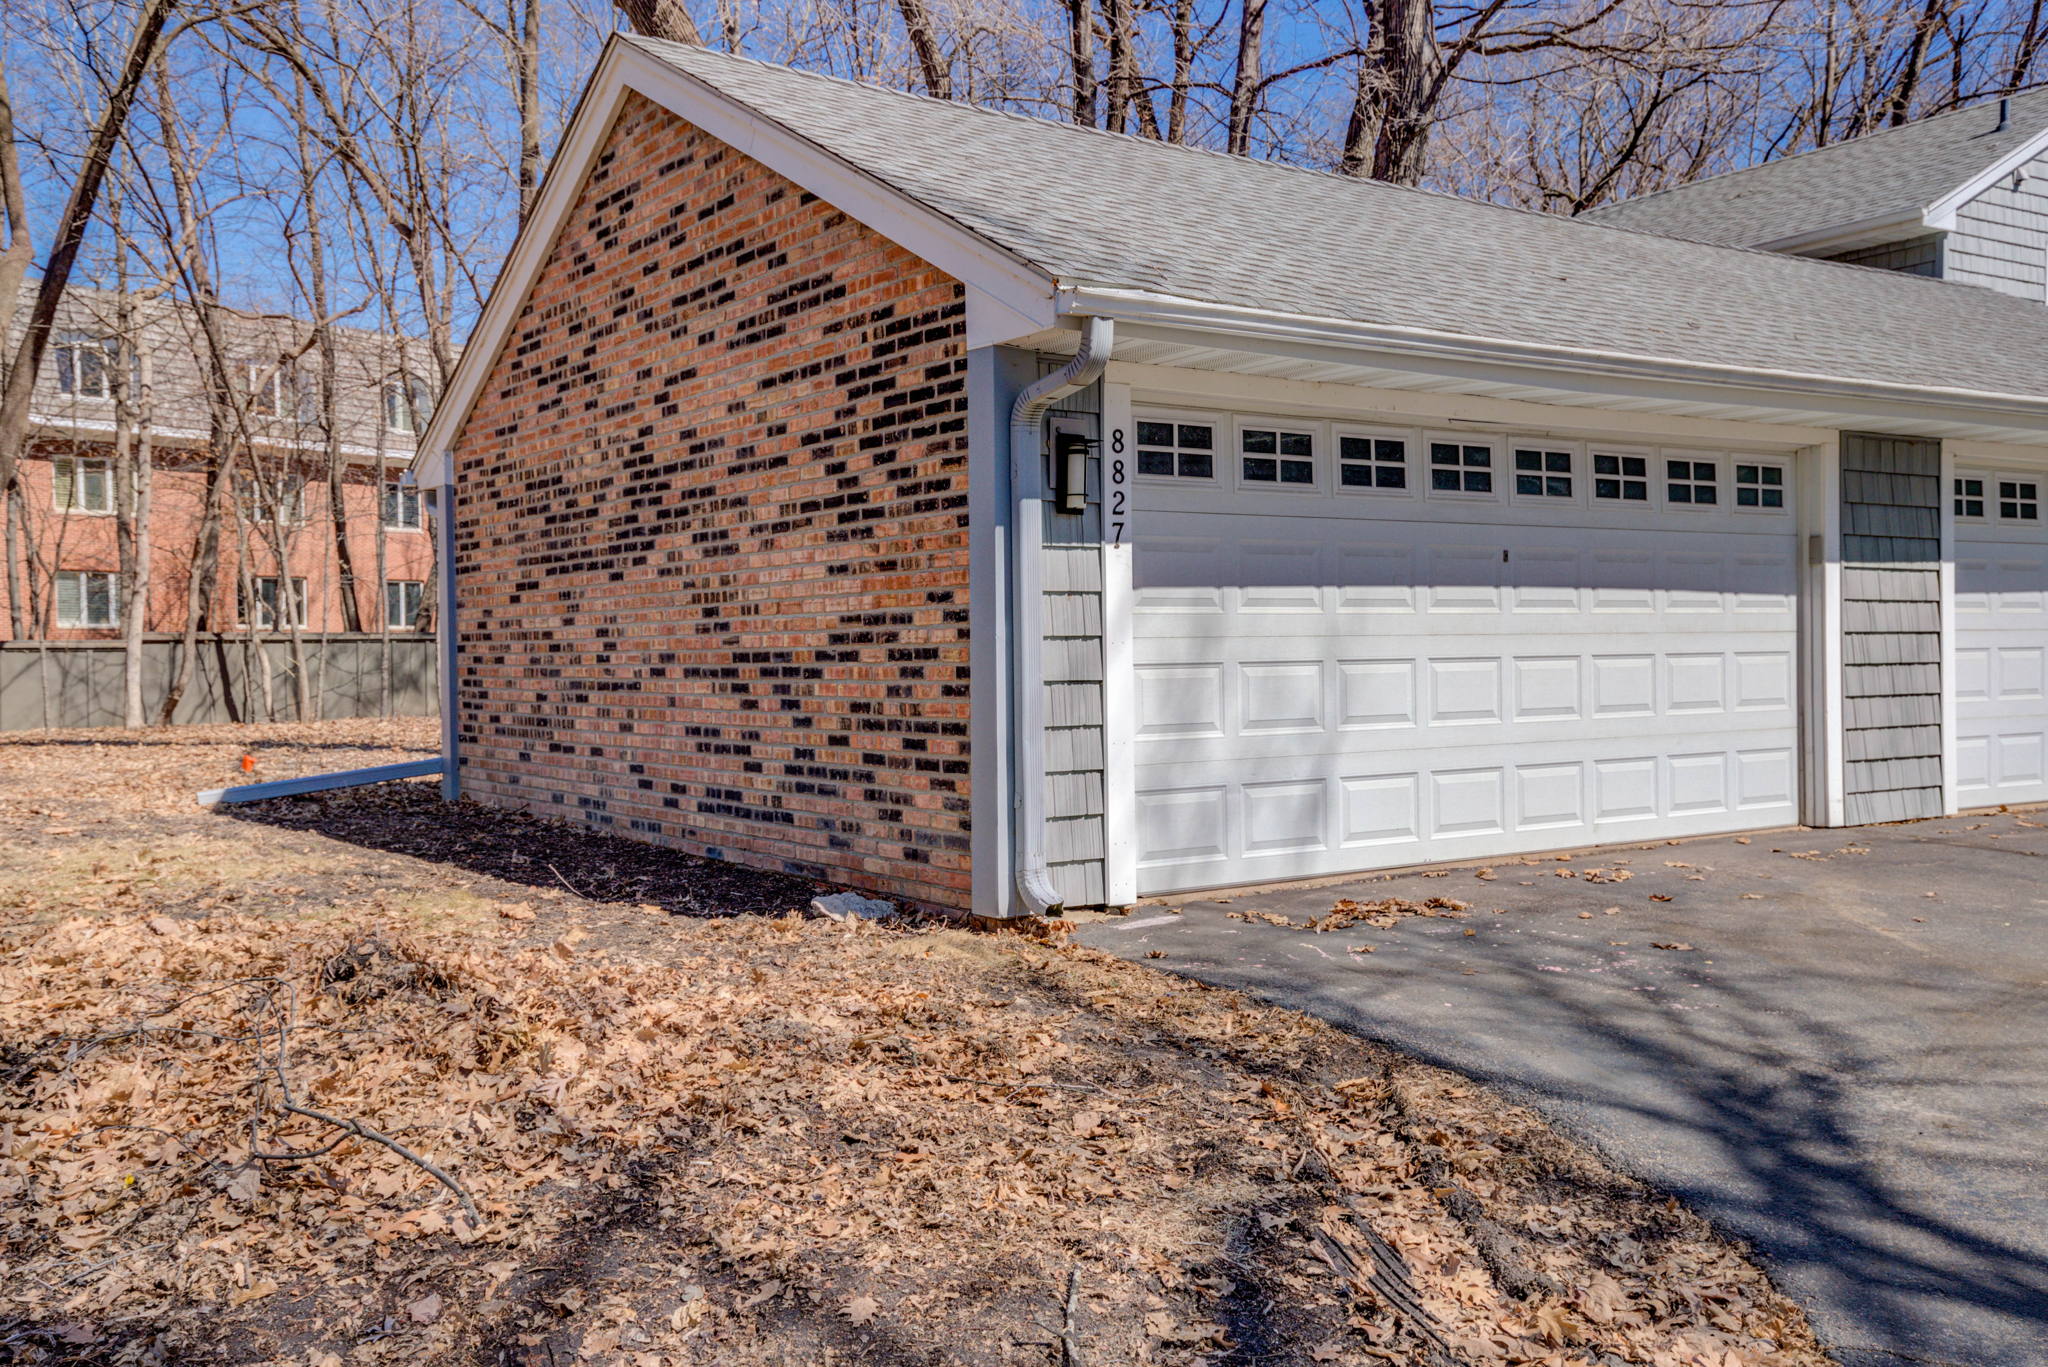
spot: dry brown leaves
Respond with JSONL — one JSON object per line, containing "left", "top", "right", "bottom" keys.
{"left": 0, "top": 723, "right": 1832, "bottom": 1367}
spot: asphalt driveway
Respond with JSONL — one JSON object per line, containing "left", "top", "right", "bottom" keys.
{"left": 1077, "top": 813, "right": 2048, "bottom": 1366}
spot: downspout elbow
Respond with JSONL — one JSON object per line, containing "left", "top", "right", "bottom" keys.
{"left": 1008, "top": 318, "right": 1113, "bottom": 918}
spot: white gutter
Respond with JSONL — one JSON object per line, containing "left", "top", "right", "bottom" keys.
{"left": 1057, "top": 285, "right": 2048, "bottom": 430}
{"left": 1008, "top": 316, "right": 1112, "bottom": 917}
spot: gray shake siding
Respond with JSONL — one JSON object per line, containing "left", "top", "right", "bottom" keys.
{"left": 1840, "top": 434, "right": 1945, "bottom": 824}
{"left": 1040, "top": 370, "right": 1109, "bottom": 907}
{"left": 1822, "top": 235, "right": 1943, "bottom": 276}
{"left": 1945, "top": 149, "right": 2048, "bottom": 300}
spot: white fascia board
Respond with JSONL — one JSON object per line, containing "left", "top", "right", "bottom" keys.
{"left": 1752, "top": 209, "right": 1931, "bottom": 257}
{"left": 1057, "top": 284, "right": 2048, "bottom": 437}
{"left": 412, "top": 37, "right": 1057, "bottom": 480}
{"left": 1926, "top": 124, "right": 2048, "bottom": 229}
{"left": 31, "top": 412, "right": 411, "bottom": 465}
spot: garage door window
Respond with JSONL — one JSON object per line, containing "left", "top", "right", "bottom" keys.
{"left": 1136, "top": 420, "right": 1215, "bottom": 479}
{"left": 1241, "top": 427, "right": 1316, "bottom": 486}
{"left": 1735, "top": 462, "right": 1786, "bottom": 509}
{"left": 1999, "top": 479, "right": 2039, "bottom": 521}
{"left": 1667, "top": 458, "right": 1719, "bottom": 506}
{"left": 1955, "top": 477, "right": 1986, "bottom": 519}
{"left": 1338, "top": 434, "right": 1407, "bottom": 490}
{"left": 1430, "top": 441, "right": 1493, "bottom": 495}
{"left": 1593, "top": 452, "right": 1649, "bottom": 502}
{"left": 1513, "top": 447, "right": 1574, "bottom": 499}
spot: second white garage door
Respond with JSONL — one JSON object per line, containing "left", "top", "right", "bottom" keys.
{"left": 1956, "top": 468, "right": 2048, "bottom": 806}
{"left": 1129, "top": 418, "right": 1801, "bottom": 895}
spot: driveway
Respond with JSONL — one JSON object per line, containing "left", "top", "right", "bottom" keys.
{"left": 1077, "top": 813, "right": 2048, "bottom": 1366}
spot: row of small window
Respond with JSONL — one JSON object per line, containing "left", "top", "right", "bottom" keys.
{"left": 1135, "top": 420, "right": 1787, "bottom": 508}
{"left": 50, "top": 333, "right": 436, "bottom": 434}
{"left": 47, "top": 457, "right": 424, "bottom": 529}
{"left": 1955, "top": 476, "right": 2040, "bottom": 522}
{"left": 52, "top": 570, "right": 423, "bottom": 630}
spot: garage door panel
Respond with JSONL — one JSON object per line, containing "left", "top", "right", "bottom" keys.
{"left": 1131, "top": 493, "right": 1798, "bottom": 893}
{"left": 1956, "top": 502, "right": 2048, "bottom": 807}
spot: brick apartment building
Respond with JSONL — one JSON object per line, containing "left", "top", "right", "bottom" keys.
{"left": 5, "top": 289, "right": 436, "bottom": 645}
{"left": 414, "top": 39, "right": 2048, "bottom": 916}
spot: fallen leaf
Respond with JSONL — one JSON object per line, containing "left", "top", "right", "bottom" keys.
{"left": 1651, "top": 942, "right": 1695, "bottom": 952}
{"left": 407, "top": 1292, "right": 443, "bottom": 1325}
{"left": 227, "top": 1278, "right": 278, "bottom": 1307}
{"left": 841, "top": 1294, "right": 879, "bottom": 1325}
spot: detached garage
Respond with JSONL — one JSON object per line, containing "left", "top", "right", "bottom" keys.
{"left": 413, "top": 37, "right": 2048, "bottom": 917}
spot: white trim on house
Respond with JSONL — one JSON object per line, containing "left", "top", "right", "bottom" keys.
{"left": 1926, "top": 122, "right": 2048, "bottom": 231}
{"left": 1056, "top": 286, "right": 2048, "bottom": 441}
{"left": 1754, "top": 210, "right": 1934, "bottom": 258}
{"left": 410, "top": 36, "right": 1059, "bottom": 488}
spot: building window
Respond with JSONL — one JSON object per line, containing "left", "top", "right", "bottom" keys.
{"left": 385, "top": 580, "right": 424, "bottom": 629}
{"left": 1667, "top": 458, "right": 1719, "bottom": 506}
{"left": 1430, "top": 440, "right": 1493, "bottom": 494}
{"left": 383, "top": 481, "right": 422, "bottom": 530}
{"left": 1338, "top": 434, "right": 1407, "bottom": 490}
{"left": 242, "top": 360, "right": 287, "bottom": 417}
{"left": 239, "top": 473, "right": 306, "bottom": 524}
{"left": 1735, "top": 462, "right": 1786, "bottom": 509}
{"left": 384, "top": 374, "right": 434, "bottom": 435}
{"left": 1240, "top": 426, "right": 1315, "bottom": 485}
{"left": 1513, "top": 447, "right": 1574, "bottom": 498}
{"left": 246, "top": 576, "right": 308, "bottom": 630}
{"left": 53, "top": 457, "right": 113, "bottom": 514}
{"left": 54, "top": 333, "right": 118, "bottom": 399}
{"left": 1134, "top": 419, "right": 1214, "bottom": 479}
{"left": 2000, "top": 479, "right": 2039, "bottom": 521}
{"left": 55, "top": 570, "right": 117, "bottom": 628}
{"left": 1593, "top": 452, "right": 1649, "bottom": 502}
{"left": 1955, "top": 477, "right": 1986, "bottom": 518}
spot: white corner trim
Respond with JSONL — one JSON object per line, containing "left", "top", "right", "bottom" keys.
{"left": 1926, "top": 123, "right": 2048, "bottom": 230}
{"left": 1939, "top": 440, "right": 1960, "bottom": 817}
{"left": 410, "top": 36, "right": 1057, "bottom": 475}
{"left": 1098, "top": 380, "right": 1137, "bottom": 908}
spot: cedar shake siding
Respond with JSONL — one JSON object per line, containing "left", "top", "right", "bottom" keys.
{"left": 449, "top": 94, "right": 972, "bottom": 909}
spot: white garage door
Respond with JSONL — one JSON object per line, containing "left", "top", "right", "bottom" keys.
{"left": 1129, "top": 415, "right": 1801, "bottom": 895}
{"left": 1956, "top": 469, "right": 2048, "bottom": 806}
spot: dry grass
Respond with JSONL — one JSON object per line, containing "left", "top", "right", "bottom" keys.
{"left": 0, "top": 723, "right": 1831, "bottom": 1367}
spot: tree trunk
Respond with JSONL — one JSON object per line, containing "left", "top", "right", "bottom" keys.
{"left": 894, "top": 0, "right": 951, "bottom": 98}
{"left": 0, "top": 0, "right": 177, "bottom": 608}
{"left": 1167, "top": 0, "right": 1194, "bottom": 143}
{"left": 516, "top": 0, "right": 541, "bottom": 220}
{"left": 1355, "top": 0, "right": 1438, "bottom": 185}
{"left": 611, "top": 0, "right": 702, "bottom": 44}
{"left": 1227, "top": 0, "right": 1267, "bottom": 155}
{"left": 0, "top": 53, "right": 33, "bottom": 354}
{"left": 1065, "top": 0, "right": 1097, "bottom": 125}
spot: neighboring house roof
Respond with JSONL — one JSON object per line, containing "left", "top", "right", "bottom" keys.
{"left": 628, "top": 39, "right": 2048, "bottom": 403}
{"left": 1583, "top": 88, "right": 2048, "bottom": 250}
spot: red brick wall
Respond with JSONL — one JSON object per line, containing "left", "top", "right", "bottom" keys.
{"left": 450, "top": 93, "right": 972, "bottom": 910}
{"left": 1, "top": 441, "right": 434, "bottom": 639}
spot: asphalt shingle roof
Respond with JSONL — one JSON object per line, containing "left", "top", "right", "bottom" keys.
{"left": 1583, "top": 90, "right": 2048, "bottom": 248}
{"left": 635, "top": 39, "right": 2048, "bottom": 404}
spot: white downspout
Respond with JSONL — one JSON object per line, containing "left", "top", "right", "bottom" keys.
{"left": 1009, "top": 317, "right": 1113, "bottom": 916}
{"left": 422, "top": 466, "right": 459, "bottom": 802}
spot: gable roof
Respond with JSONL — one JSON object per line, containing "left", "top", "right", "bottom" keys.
{"left": 1583, "top": 89, "right": 2048, "bottom": 250}
{"left": 414, "top": 39, "right": 2048, "bottom": 481}
{"left": 628, "top": 39, "right": 2048, "bottom": 405}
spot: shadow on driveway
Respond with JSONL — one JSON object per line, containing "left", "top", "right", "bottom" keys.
{"left": 1079, "top": 816, "right": 2048, "bottom": 1367}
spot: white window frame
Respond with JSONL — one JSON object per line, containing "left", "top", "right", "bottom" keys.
{"left": 1232, "top": 416, "right": 1323, "bottom": 493}
{"left": 1588, "top": 445, "right": 1656, "bottom": 508}
{"left": 384, "top": 374, "right": 434, "bottom": 435}
{"left": 246, "top": 575, "right": 309, "bottom": 630}
{"left": 1131, "top": 408, "right": 1223, "bottom": 484}
{"left": 382, "top": 480, "right": 423, "bottom": 531}
{"left": 55, "top": 570, "right": 118, "bottom": 628}
{"left": 239, "top": 472, "right": 307, "bottom": 525}
{"left": 1332, "top": 424, "right": 1417, "bottom": 498}
{"left": 1507, "top": 438, "right": 1584, "bottom": 506}
{"left": 1730, "top": 457, "right": 1793, "bottom": 516}
{"left": 1954, "top": 471, "right": 1991, "bottom": 522}
{"left": 243, "top": 360, "right": 287, "bottom": 418}
{"left": 1995, "top": 473, "right": 2042, "bottom": 524}
{"left": 52, "top": 456, "right": 114, "bottom": 515}
{"left": 1423, "top": 432, "right": 1500, "bottom": 501}
{"left": 54, "top": 333, "right": 118, "bottom": 401}
{"left": 384, "top": 579, "right": 424, "bottom": 630}
{"left": 1661, "top": 450, "right": 1725, "bottom": 512}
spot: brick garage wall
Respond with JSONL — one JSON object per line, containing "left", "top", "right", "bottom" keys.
{"left": 450, "top": 93, "right": 972, "bottom": 909}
